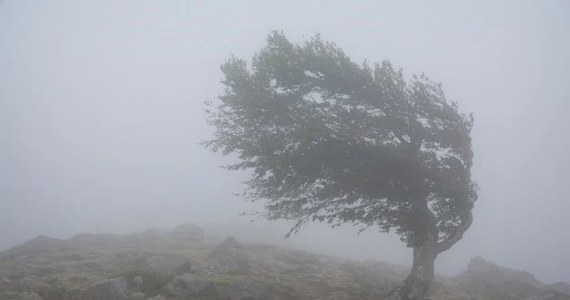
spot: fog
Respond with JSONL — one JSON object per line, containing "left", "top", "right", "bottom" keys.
{"left": 1, "top": 0, "right": 569, "bottom": 284}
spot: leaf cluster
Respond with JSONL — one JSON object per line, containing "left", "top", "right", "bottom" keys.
{"left": 205, "top": 32, "right": 477, "bottom": 245}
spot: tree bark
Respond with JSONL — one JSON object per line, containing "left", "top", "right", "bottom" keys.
{"left": 390, "top": 196, "right": 439, "bottom": 300}
{"left": 396, "top": 243, "right": 437, "bottom": 300}
{"left": 389, "top": 211, "right": 473, "bottom": 300}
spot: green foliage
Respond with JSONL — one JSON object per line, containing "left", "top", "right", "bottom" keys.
{"left": 206, "top": 31, "right": 477, "bottom": 247}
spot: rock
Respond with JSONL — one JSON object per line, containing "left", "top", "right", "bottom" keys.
{"left": 143, "top": 253, "right": 191, "bottom": 273}
{"left": 128, "top": 291, "right": 145, "bottom": 300}
{"left": 208, "top": 237, "right": 249, "bottom": 274}
{"left": 17, "top": 292, "right": 43, "bottom": 300}
{"left": 550, "top": 282, "right": 570, "bottom": 295}
{"left": 145, "top": 296, "right": 165, "bottom": 300}
{"left": 209, "top": 237, "right": 243, "bottom": 258}
{"left": 81, "top": 277, "right": 128, "bottom": 300}
{"left": 2, "top": 274, "right": 11, "bottom": 283}
{"left": 464, "top": 256, "right": 543, "bottom": 288}
{"left": 453, "top": 256, "right": 568, "bottom": 300}
{"left": 163, "top": 273, "right": 218, "bottom": 297}
{"left": 131, "top": 276, "right": 144, "bottom": 290}
{"left": 216, "top": 281, "right": 270, "bottom": 300}
{"left": 172, "top": 223, "right": 204, "bottom": 242}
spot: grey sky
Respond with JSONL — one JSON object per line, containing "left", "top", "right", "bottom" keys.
{"left": 1, "top": 0, "right": 569, "bottom": 283}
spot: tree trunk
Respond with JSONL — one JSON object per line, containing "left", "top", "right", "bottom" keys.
{"left": 397, "top": 244, "right": 437, "bottom": 300}
{"left": 390, "top": 196, "right": 439, "bottom": 300}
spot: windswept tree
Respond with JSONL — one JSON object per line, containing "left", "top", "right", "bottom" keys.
{"left": 205, "top": 32, "right": 477, "bottom": 300}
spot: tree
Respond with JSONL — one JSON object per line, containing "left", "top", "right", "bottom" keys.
{"left": 205, "top": 32, "right": 478, "bottom": 300}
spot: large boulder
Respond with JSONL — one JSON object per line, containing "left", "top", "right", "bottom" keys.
{"left": 463, "top": 256, "right": 543, "bottom": 288}
{"left": 208, "top": 237, "right": 249, "bottom": 274}
{"left": 2, "top": 274, "right": 11, "bottom": 284}
{"left": 131, "top": 276, "right": 144, "bottom": 291}
{"left": 550, "top": 282, "right": 570, "bottom": 296}
{"left": 209, "top": 237, "right": 243, "bottom": 258}
{"left": 163, "top": 273, "right": 218, "bottom": 297}
{"left": 454, "top": 256, "right": 570, "bottom": 300}
{"left": 80, "top": 277, "right": 128, "bottom": 300}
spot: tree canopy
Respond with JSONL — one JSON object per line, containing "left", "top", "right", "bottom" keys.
{"left": 206, "top": 31, "right": 477, "bottom": 248}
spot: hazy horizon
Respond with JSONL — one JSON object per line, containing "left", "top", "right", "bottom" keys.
{"left": 1, "top": 0, "right": 569, "bottom": 284}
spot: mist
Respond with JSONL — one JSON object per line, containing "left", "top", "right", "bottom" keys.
{"left": 1, "top": 0, "right": 569, "bottom": 287}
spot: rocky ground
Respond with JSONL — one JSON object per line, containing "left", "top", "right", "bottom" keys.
{"left": 0, "top": 224, "right": 568, "bottom": 300}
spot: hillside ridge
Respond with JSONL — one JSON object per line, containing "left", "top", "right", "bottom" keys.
{"left": 1, "top": 224, "right": 568, "bottom": 300}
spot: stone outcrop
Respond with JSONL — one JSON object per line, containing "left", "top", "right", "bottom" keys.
{"left": 208, "top": 237, "right": 249, "bottom": 275}
{"left": 550, "top": 282, "right": 570, "bottom": 296}
{"left": 453, "top": 256, "right": 570, "bottom": 300}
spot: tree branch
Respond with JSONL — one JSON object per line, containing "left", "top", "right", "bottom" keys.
{"left": 393, "top": 133, "right": 410, "bottom": 146}
{"left": 436, "top": 211, "right": 473, "bottom": 254}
